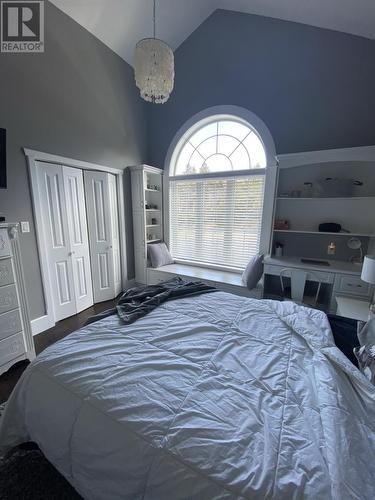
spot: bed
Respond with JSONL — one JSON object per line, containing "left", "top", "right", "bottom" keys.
{"left": 1, "top": 291, "right": 375, "bottom": 499}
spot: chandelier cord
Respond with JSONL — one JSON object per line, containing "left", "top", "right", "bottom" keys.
{"left": 153, "top": 0, "right": 156, "bottom": 39}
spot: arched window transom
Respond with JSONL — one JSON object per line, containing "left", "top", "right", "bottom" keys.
{"left": 173, "top": 119, "right": 266, "bottom": 176}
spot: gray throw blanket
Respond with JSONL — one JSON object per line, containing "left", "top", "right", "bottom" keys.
{"left": 85, "top": 277, "right": 217, "bottom": 326}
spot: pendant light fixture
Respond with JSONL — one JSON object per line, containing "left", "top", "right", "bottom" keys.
{"left": 134, "top": 0, "right": 174, "bottom": 104}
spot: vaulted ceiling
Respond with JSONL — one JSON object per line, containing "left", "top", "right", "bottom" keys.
{"left": 50, "top": 0, "right": 375, "bottom": 66}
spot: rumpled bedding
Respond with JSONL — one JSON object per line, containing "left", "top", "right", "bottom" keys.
{"left": 1, "top": 292, "right": 374, "bottom": 499}
{"left": 85, "top": 277, "right": 217, "bottom": 326}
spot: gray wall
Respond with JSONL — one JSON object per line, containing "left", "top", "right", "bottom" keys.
{"left": 0, "top": 1, "right": 147, "bottom": 320}
{"left": 148, "top": 9, "right": 375, "bottom": 167}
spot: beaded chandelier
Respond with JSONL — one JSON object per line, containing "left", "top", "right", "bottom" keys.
{"left": 134, "top": 0, "right": 174, "bottom": 104}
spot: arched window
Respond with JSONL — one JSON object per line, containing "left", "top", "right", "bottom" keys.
{"left": 168, "top": 112, "right": 274, "bottom": 270}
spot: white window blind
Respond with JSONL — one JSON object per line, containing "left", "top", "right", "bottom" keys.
{"left": 170, "top": 174, "right": 265, "bottom": 270}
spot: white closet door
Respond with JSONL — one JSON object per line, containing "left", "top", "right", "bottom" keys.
{"left": 108, "top": 174, "right": 122, "bottom": 297}
{"left": 37, "top": 162, "right": 77, "bottom": 321}
{"left": 84, "top": 171, "right": 115, "bottom": 303}
{"left": 63, "top": 166, "right": 94, "bottom": 313}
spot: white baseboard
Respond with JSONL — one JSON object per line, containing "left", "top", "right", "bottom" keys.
{"left": 31, "top": 287, "right": 135, "bottom": 337}
{"left": 31, "top": 315, "right": 55, "bottom": 336}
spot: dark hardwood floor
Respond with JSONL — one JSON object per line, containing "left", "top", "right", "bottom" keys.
{"left": 0, "top": 299, "right": 117, "bottom": 404}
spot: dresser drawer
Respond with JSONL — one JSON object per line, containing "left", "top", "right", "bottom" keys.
{"left": 0, "top": 258, "right": 14, "bottom": 287}
{"left": 335, "top": 274, "right": 371, "bottom": 297}
{"left": 0, "top": 229, "right": 11, "bottom": 258}
{"left": 0, "top": 284, "right": 19, "bottom": 314}
{"left": 0, "top": 332, "right": 26, "bottom": 367}
{"left": 0, "top": 308, "right": 22, "bottom": 341}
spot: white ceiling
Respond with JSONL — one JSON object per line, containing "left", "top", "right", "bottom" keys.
{"left": 50, "top": 0, "right": 375, "bottom": 66}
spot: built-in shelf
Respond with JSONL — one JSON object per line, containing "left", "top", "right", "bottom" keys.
{"left": 277, "top": 196, "right": 375, "bottom": 201}
{"left": 131, "top": 164, "right": 164, "bottom": 284}
{"left": 274, "top": 230, "right": 375, "bottom": 237}
{"left": 270, "top": 154, "right": 375, "bottom": 290}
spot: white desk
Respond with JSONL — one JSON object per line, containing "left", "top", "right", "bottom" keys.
{"left": 263, "top": 256, "right": 373, "bottom": 313}
{"left": 335, "top": 296, "right": 370, "bottom": 321}
{"left": 264, "top": 256, "right": 362, "bottom": 276}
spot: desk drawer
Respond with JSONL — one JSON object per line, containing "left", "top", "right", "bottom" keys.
{"left": 0, "top": 258, "right": 14, "bottom": 287}
{"left": 0, "top": 284, "right": 19, "bottom": 314}
{"left": 336, "top": 275, "right": 371, "bottom": 297}
{"left": 264, "top": 264, "right": 287, "bottom": 277}
{"left": 264, "top": 264, "right": 334, "bottom": 284}
{"left": 0, "top": 332, "right": 25, "bottom": 367}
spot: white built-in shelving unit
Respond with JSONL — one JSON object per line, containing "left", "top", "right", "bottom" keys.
{"left": 130, "top": 165, "right": 164, "bottom": 283}
{"left": 272, "top": 153, "right": 375, "bottom": 260}
{"left": 274, "top": 195, "right": 375, "bottom": 236}
{"left": 263, "top": 147, "right": 375, "bottom": 311}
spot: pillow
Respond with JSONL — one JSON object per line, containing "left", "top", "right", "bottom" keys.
{"left": 148, "top": 242, "right": 174, "bottom": 268}
{"left": 241, "top": 254, "right": 263, "bottom": 290}
{"left": 355, "top": 318, "right": 375, "bottom": 384}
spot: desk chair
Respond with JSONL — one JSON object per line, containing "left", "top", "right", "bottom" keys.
{"left": 279, "top": 268, "right": 322, "bottom": 307}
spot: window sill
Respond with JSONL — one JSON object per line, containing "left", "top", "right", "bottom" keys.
{"left": 147, "top": 263, "right": 263, "bottom": 297}
{"left": 173, "top": 259, "right": 244, "bottom": 275}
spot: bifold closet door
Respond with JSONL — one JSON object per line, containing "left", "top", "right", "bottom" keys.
{"left": 36, "top": 163, "right": 93, "bottom": 321}
{"left": 84, "top": 171, "right": 121, "bottom": 303}
{"left": 63, "top": 166, "right": 94, "bottom": 313}
{"left": 108, "top": 174, "right": 122, "bottom": 297}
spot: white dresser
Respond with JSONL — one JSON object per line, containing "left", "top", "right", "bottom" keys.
{"left": 0, "top": 223, "right": 35, "bottom": 375}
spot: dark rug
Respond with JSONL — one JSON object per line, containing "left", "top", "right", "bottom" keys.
{"left": 0, "top": 442, "right": 82, "bottom": 499}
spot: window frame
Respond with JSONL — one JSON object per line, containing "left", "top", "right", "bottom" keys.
{"left": 164, "top": 106, "right": 277, "bottom": 272}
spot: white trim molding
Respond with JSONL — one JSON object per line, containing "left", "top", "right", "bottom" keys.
{"left": 277, "top": 145, "right": 375, "bottom": 169}
{"left": 24, "top": 148, "right": 129, "bottom": 334}
{"left": 24, "top": 148, "right": 122, "bottom": 175}
{"left": 31, "top": 315, "right": 54, "bottom": 336}
{"left": 164, "top": 105, "right": 277, "bottom": 173}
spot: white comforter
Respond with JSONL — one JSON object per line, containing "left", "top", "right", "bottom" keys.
{"left": 1, "top": 292, "right": 375, "bottom": 499}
